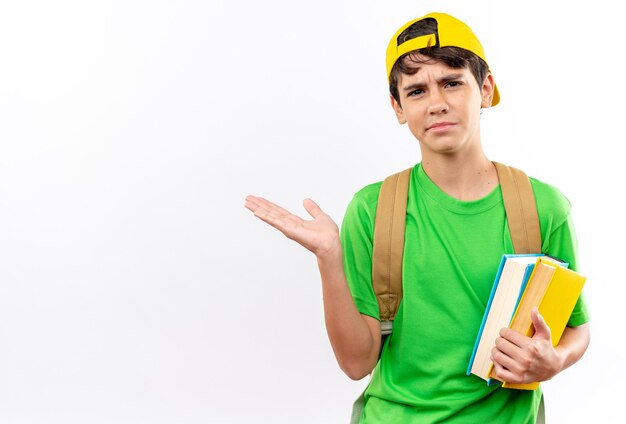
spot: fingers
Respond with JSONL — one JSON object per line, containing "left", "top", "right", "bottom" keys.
{"left": 499, "top": 326, "right": 526, "bottom": 349}
{"left": 245, "top": 195, "right": 291, "bottom": 216}
{"left": 303, "top": 198, "right": 325, "bottom": 219}
{"left": 490, "top": 341, "right": 526, "bottom": 384}
{"left": 531, "top": 307, "right": 552, "bottom": 342}
{"left": 491, "top": 337, "right": 522, "bottom": 375}
{"left": 244, "top": 195, "right": 302, "bottom": 231}
{"left": 490, "top": 358, "right": 516, "bottom": 383}
{"left": 492, "top": 318, "right": 553, "bottom": 385}
{"left": 494, "top": 334, "right": 520, "bottom": 358}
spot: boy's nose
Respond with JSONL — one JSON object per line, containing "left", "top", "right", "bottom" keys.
{"left": 427, "top": 90, "right": 449, "bottom": 114}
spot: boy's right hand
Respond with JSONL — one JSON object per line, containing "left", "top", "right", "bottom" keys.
{"left": 244, "top": 195, "right": 341, "bottom": 259}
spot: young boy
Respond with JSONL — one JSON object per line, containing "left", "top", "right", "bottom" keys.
{"left": 245, "top": 12, "right": 590, "bottom": 423}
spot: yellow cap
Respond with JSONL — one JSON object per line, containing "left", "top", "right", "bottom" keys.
{"left": 386, "top": 12, "right": 500, "bottom": 106}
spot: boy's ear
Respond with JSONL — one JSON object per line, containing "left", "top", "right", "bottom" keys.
{"left": 481, "top": 72, "right": 496, "bottom": 108}
{"left": 390, "top": 95, "right": 407, "bottom": 124}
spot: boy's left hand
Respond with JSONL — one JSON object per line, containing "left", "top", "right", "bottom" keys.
{"left": 490, "top": 307, "right": 564, "bottom": 384}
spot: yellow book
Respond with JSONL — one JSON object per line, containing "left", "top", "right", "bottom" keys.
{"left": 509, "top": 258, "right": 562, "bottom": 337}
{"left": 501, "top": 264, "right": 586, "bottom": 390}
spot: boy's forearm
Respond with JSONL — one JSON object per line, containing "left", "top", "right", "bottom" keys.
{"left": 554, "top": 323, "right": 590, "bottom": 374}
{"left": 316, "top": 248, "right": 380, "bottom": 380}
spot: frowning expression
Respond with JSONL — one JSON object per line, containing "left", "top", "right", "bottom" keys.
{"left": 391, "top": 55, "right": 494, "bottom": 157}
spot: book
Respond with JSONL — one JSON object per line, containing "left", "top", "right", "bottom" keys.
{"left": 508, "top": 257, "right": 566, "bottom": 337}
{"left": 467, "top": 254, "right": 544, "bottom": 381}
{"left": 499, "top": 262, "right": 586, "bottom": 390}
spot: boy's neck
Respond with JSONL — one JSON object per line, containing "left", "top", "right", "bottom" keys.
{"left": 421, "top": 153, "right": 498, "bottom": 201}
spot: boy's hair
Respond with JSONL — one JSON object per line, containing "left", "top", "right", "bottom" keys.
{"left": 389, "top": 17, "right": 489, "bottom": 106}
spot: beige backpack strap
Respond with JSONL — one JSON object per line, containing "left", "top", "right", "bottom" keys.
{"left": 371, "top": 163, "right": 540, "bottom": 335}
{"left": 493, "top": 162, "right": 542, "bottom": 254}
{"left": 372, "top": 167, "right": 412, "bottom": 333}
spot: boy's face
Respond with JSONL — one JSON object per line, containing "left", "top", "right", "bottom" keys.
{"left": 390, "top": 55, "right": 494, "bottom": 157}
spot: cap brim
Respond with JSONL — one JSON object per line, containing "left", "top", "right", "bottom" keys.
{"left": 491, "top": 84, "right": 500, "bottom": 106}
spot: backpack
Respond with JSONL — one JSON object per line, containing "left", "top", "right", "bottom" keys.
{"left": 350, "top": 161, "right": 545, "bottom": 423}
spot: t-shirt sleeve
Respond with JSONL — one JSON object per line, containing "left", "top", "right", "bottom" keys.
{"left": 545, "top": 213, "right": 591, "bottom": 327}
{"left": 340, "top": 186, "right": 381, "bottom": 320}
{"left": 535, "top": 181, "right": 591, "bottom": 327}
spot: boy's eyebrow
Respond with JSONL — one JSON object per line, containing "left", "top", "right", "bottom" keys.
{"left": 401, "top": 73, "right": 466, "bottom": 92}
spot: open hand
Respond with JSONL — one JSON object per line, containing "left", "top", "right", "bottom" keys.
{"left": 244, "top": 195, "right": 341, "bottom": 258}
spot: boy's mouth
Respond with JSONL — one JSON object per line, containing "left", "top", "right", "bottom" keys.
{"left": 427, "top": 121, "right": 456, "bottom": 132}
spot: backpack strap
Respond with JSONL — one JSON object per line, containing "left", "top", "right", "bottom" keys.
{"left": 372, "top": 163, "right": 541, "bottom": 335}
{"left": 492, "top": 162, "right": 542, "bottom": 254}
{"left": 372, "top": 167, "right": 412, "bottom": 334}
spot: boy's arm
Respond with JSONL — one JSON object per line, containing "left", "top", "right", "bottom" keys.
{"left": 245, "top": 195, "right": 381, "bottom": 380}
{"left": 490, "top": 307, "right": 590, "bottom": 384}
{"left": 317, "top": 247, "right": 381, "bottom": 380}
{"left": 492, "top": 182, "right": 592, "bottom": 385}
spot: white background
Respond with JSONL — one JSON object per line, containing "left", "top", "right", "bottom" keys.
{"left": 0, "top": 1, "right": 621, "bottom": 423}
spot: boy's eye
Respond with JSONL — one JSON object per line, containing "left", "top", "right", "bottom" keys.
{"left": 446, "top": 81, "right": 462, "bottom": 88}
{"left": 408, "top": 89, "right": 424, "bottom": 97}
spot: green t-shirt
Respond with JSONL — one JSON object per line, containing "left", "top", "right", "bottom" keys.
{"left": 340, "top": 163, "right": 590, "bottom": 424}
